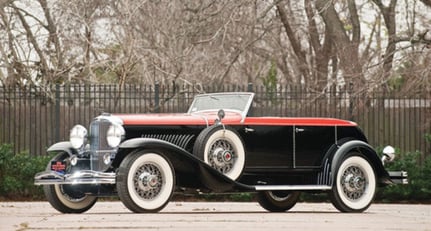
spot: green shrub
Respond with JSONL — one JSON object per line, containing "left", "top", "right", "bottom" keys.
{"left": 377, "top": 151, "right": 431, "bottom": 202}
{"left": 2, "top": 142, "right": 430, "bottom": 202}
{"left": 0, "top": 144, "right": 52, "bottom": 200}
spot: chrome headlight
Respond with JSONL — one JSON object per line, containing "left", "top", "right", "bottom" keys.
{"left": 382, "top": 145, "right": 396, "bottom": 165}
{"left": 70, "top": 125, "right": 87, "bottom": 149}
{"left": 106, "top": 123, "right": 125, "bottom": 147}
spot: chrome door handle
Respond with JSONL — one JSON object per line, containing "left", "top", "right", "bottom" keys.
{"left": 295, "top": 128, "right": 305, "bottom": 133}
{"left": 244, "top": 128, "right": 255, "bottom": 133}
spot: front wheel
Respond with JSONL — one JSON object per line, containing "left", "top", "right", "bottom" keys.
{"left": 329, "top": 154, "right": 376, "bottom": 212}
{"left": 257, "top": 191, "right": 300, "bottom": 212}
{"left": 117, "top": 150, "right": 175, "bottom": 213}
{"left": 43, "top": 153, "right": 97, "bottom": 213}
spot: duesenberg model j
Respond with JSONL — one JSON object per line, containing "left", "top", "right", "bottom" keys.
{"left": 35, "top": 92, "right": 407, "bottom": 213}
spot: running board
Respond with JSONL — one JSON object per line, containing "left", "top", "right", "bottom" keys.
{"left": 254, "top": 185, "right": 332, "bottom": 191}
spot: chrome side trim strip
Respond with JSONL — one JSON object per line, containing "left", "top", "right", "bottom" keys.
{"left": 254, "top": 185, "right": 332, "bottom": 191}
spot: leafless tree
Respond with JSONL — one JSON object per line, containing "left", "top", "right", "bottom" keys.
{"left": 0, "top": 0, "right": 430, "bottom": 94}
{"left": 273, "top": 0, "right": 431, "bottom": 93}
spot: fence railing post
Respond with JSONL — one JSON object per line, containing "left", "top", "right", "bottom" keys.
{"left": 247, "top": 83, "right": 253, "bottom": 92}
{"left": 154, "top": 82, "right": 160, "bottom": 113}
{"left": 348, "top": 83, "right": 354, "bottom": 121}
{"left": 54, "top": 84, "right": 61, "bottom": 142}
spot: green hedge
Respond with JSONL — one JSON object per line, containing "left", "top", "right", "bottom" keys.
{"left": 376, "top": 151, "right": 431, "bottom": 202}
{"left": 0, "top": 144, "right": 52, "bottom": 200}
{"left": 0, "top": 143, "right": 430, "bottom": 202}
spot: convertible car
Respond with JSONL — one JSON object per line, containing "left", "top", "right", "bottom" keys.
{"left": 35, "top": 92, "right": 407, "bottom": 213}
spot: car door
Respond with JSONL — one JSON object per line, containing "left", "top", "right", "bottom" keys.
{"left": 293, "top": 126, "right": 336, "bottom": 168}
{"left": 240, "top": 125, "right": 294, "bottom": 169}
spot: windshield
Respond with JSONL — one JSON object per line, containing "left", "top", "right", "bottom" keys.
{"left": 188, "top": 92, "right": 254, "bottom": 115}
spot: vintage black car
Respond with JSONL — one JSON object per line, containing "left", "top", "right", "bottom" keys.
{"left": 35, "top": 92, "right": 407, "bottom": 213}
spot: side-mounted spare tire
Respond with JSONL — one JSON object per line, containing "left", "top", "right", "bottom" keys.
{"left": 193, "top": 125, "right": 245, "bottom": 181}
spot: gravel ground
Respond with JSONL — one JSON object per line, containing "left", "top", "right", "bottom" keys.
{"left": 1, "top": 201, "right": 430, "bottom": 231}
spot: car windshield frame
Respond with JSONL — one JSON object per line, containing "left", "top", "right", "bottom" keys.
{"left": 187, "top": 92, "right": 254, "bottom": 119}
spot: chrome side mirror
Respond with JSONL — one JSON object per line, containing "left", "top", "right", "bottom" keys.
{"left": 217, "top": 109, "right": 225, "bottom": 121}
{"left": 381, "top": 145, "right": 396, "bottom": 165}
{"left": 215, "top": 109, "right": 225, "bottom": 125}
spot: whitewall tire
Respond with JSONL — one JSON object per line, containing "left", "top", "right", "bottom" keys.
{"left": 117, "top": 151, "right": 175, "bottom": 213}
{"left": 330, "top": 154, "right": 376, "bottom": 212}
{"left": 43, "top": 153, "right": 97, "bottom": 213}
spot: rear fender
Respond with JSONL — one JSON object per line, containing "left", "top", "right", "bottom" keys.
{"left": 330, "top": 140, "right": 390, "bottom": 185}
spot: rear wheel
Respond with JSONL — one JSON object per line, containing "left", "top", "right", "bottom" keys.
{"left": 43, "top": 153, "right": 97, "bottom": 213}
{"left": 117, "top": 150, "right": 175, "bottom": 213}
{"left": 329, "top": 153, "right": 376, "bottom": 212}
{"left": 257, "top": 191, "right": 300, "bottom": 212}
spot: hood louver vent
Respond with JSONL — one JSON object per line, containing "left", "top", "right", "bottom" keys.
{"left": 141, "top": 134, "right": 194, "bottom": 150}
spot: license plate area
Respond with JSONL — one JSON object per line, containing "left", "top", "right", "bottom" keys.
{"left": 51, "top": 161, "right": 67, "bottom": 174}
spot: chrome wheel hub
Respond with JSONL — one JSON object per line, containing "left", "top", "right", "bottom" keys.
{"left": 134, "top": 164, "right": 162, "bottom": 199}
{"left": 138, "top": 172, "right": 159, "bottom": 191}
{"left": 208, "top": 139, "right": 235, "bottom": 173}
{"left": 341, "top": 166, "right": 367, "bottom": 201}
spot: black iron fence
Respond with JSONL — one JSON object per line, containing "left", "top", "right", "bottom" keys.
{"left": 1, "top": 84, "right": 430, "bottom": 161}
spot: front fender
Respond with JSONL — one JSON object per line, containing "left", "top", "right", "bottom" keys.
{"left": 331, "top": 140, "right": 390, "bottom": 185}
{"left": 46, "top": 141, "right": 76, "bottom": 156}
{"left": 118, "top": 138, "right": 252, "bottom": 192}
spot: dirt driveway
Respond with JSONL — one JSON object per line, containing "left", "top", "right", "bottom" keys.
{"left": 1, "top": 201, "right": 430, "bottom": 231}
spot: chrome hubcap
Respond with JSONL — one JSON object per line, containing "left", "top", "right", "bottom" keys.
{"left": 138, "top": 172, "right": 159, "bottom": 191}
{"left": 208, "top": 139, "right": 235, "bottom": 174}
{"left": 134, "top": 164, "right": 163, "bottom": 199}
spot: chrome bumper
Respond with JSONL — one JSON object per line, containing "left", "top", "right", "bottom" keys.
{"left": 388, "top": 171, "right": 408, "bottom": 184}
{"left": 34, "top": 170, "right": 116, "bottom": 185}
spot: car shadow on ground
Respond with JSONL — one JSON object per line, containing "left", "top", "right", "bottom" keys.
{"left": 83, "top": 210, "right": 342, "bottom": 215}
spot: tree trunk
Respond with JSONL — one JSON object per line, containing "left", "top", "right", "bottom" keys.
{"left": 315, "top": 0, "right": 364, "bottom": 88}
{"left": 276, "top": 2, "right": 309, "bottom": 85}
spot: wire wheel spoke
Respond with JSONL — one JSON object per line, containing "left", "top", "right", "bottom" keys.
{"left": 208, "top": 139, "right": 236, "bottom": 174}
{"left": 341, "top": 166, "right": 367, "bottom": 201}
{"left": 133, "top": 163, "right": 163, "bottom": 200}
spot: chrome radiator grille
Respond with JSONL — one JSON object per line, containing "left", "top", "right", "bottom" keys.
{"left": 90, "top": 119, "right": 111, "bottom": 151}
{"left": 89, "top": 119, "right": 115, "bottom": 171}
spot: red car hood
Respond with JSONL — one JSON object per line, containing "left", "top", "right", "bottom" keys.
{"left": 115, "top": 111, "right": 243, "bottom": 126}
